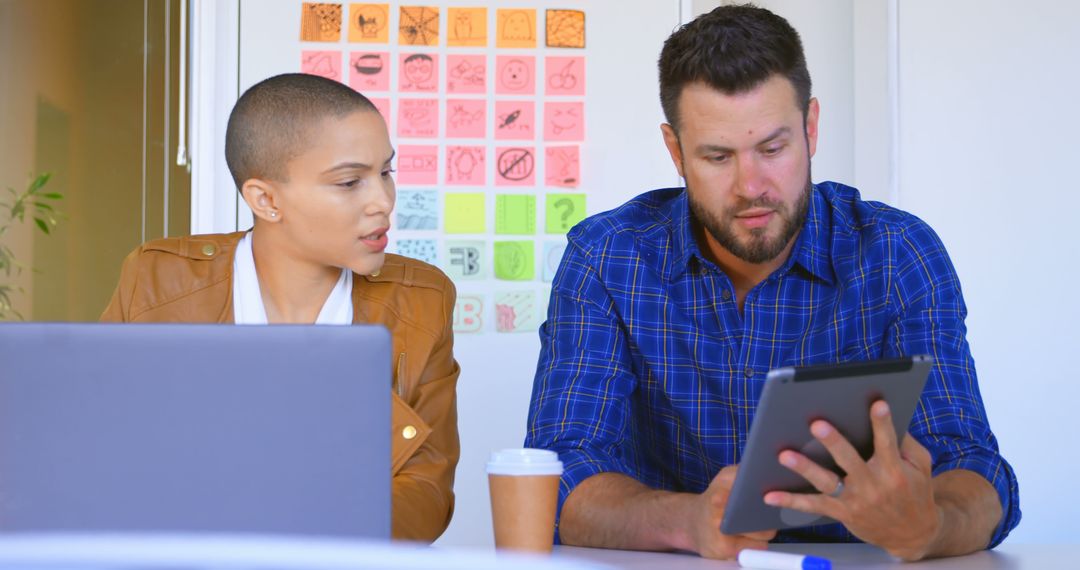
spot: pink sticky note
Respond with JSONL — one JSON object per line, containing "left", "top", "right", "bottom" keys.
{"left": 398, "top": 98, "right": 439, "bottom": 138}
{"left": 495, "top": 55, "right": 535, "bottom": 95}
{"left": 545, "top": 146, "right": 580, "bottom": 187}
{"left": 495, "top": 146, "right": 536, "bottom": 186}
{"left": 349, "top": 52, "right": 390, "bottom": 92}
{"left": 545, "top": 101, "right": 584, "bottom": 141}
{"left": 446, "top": 146, "right": 486, "bottom": 186}
{"left": 545, "top": 56, "right": 585, "bottom": 96}
{"left": 447, "top": 54, "right": 487, "bottom": 94}
{"left": 370, "top": 97, "right": 391, "bottom": 131}
{"left": 302, "top": 50, "right": 343, "bottom": 82}
{"left": 446, "top": 99, "right": 486, "bottom": 139}
{"left": 399, "top": 52, "right": 438, "bottom": 92}
{"left": 397, "top": 145, "right": 439, "bottom": 185}
{"left": 495, "top": 101, "right": 535, "bottom": 141}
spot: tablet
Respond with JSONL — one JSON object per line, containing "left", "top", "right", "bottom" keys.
{"left": 720, "top": 355, "right": 933, "bottom": 535}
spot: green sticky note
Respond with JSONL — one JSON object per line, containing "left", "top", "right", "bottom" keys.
{"left": 495, "top": 194, "right": 537, "bottom": 235}
{"left": 494, "top": 241, "right": 535, "bottom": 280}
{"left": 444, "top": 193, "right": 486, "bottom": 233}
{"left": 546, "top": 193, "right": 586, "bottom": 234}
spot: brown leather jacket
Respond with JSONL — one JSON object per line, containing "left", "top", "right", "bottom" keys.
{"left": 100, "top": 232, "right": 460, "bottom": 542}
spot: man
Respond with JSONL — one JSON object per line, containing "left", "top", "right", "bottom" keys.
{"left": 525, "top": 4, "right": 1019, "bottom": 561}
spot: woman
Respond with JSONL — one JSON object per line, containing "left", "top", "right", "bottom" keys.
{"left": 101, "top": 73, "right": 459, "bottom": 541}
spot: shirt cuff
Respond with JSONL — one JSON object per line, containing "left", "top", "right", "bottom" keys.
{"left": 932, "top": 452, "right": 1021, "bottom": 547}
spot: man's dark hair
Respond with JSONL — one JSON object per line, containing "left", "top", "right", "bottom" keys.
{"left": 658, "top": 4, "right": 811, "bottom": 131}
{"left": 225, "top": 73, "right": 376, "bottom": 191}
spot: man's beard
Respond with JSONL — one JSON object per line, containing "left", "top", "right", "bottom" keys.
{"left": 688, "top": 170, "right": 812, "bottom": 265}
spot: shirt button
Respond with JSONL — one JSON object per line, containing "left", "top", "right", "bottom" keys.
{"left": 201, "top": 244, "right": 216, "bottom": 256}
{"left": 370, "top": 269, "right": 381, "bottom": 278}
{"left": 402, "top": 425, "right": 417, "bottom": 440}
{"left": 721, "top": 289, "right": 731, "bottom": 300}
{"left": 744, "top": 367, "right": 754, "bottom": 378}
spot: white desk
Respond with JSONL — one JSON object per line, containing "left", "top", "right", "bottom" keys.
{"left": 556, "top": 543, "right": 1060, "bottom": 569}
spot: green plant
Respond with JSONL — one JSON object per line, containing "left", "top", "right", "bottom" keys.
{"left": 0, "top": 173, "right": 63, "bottom": 320}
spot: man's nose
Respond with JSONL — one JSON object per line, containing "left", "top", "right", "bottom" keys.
{"left": 732, "top": 155, "right": 768, "bottom": 201}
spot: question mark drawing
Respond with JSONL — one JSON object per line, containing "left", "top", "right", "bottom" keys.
{"left": 554, "top": 198, "right": 575, "bottom": 230}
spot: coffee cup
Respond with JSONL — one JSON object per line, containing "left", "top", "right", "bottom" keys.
{"left": 486, "top": 448, "right": 563, "bottom": 553}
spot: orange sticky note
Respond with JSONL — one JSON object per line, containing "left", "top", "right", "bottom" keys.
{"left": 348, "top": 4, "right": 389, "bottom": 43}
{"left": 496, "top": 8, "right": 536, "bottom": 49}
{"left": 448, "top": 7, "right": 487, "bottom": 47}
{"left": 546, "top": 9, "right": 585, "bottom": 48}
{"left": 301, "top": 3, "right": 343, "bottom": 42}
{"left": 399, "top": 6, "right": 440, "bottom": 46}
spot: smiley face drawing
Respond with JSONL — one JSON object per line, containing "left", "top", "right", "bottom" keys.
{"left": 403, "top": 53, "right": 434, "bottom": 88}
{"left": 550, "top": 106, "right": 579, "bottom": 135}
{"left": 500, "top": 58, "right": 530, "bottom": 91}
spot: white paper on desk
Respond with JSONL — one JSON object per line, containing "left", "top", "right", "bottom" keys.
{"left": 0, "top": 533, "right": 614, "bottom": 570}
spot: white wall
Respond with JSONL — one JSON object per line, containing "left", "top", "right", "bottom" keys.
{"left": 897, "top": 0, "right": 1080, "bottom": 544}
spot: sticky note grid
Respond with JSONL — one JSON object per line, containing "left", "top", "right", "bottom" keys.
{"left": 299, "top": 2, "right": 588, "bottom": 333}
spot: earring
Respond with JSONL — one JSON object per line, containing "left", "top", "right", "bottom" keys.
{"left": 269, "top": 211, "right": 277, "bottom": 218}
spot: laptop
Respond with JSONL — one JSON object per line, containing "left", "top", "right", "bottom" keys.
{"left": 0, "top": 323, "right": 391, "bottom": 539}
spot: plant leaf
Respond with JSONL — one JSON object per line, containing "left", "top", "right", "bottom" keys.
{"left": 28, "top": 173, "right": 51, "bottom": 193}
{"left": 40, "top": 192, "right": 63, "bottom": 200}
{"left": 33, "top": 202, "right": 55, "bottom": 212}
{"left": 34, "top": 217, "right": 49, "bottom": 234}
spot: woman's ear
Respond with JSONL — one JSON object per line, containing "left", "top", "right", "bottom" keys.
{"left": 240, "top": 179, "right": 282, "bottom": 223}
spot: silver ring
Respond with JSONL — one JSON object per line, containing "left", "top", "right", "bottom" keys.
{"left": 829, "top": 480, "right": 844, "bottom": 498}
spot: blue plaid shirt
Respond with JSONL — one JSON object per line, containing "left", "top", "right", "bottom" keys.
{"left": 525, "top": 182, "right": 1020, "bottom": 546}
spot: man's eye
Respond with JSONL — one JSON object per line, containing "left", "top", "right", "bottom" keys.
{"left": 762, "top": 145, "right": 785, "bottom": 156}
{"left": 709, "top": 155, "right": 729, "bottom": 164}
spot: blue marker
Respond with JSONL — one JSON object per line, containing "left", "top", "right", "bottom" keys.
{"left": 738, "top": 549, "right": 831, "bottom": 570}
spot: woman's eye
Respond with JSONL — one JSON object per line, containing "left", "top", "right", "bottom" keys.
{"left": 337, "top": 179, "right": 360, "bottom": 189}
{"left": 381, "top": 168, "right": 396, "bottom": 178}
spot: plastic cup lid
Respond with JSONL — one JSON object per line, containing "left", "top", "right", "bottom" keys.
{"left": 486, "top": 448, "right": 564, "bottom": 476}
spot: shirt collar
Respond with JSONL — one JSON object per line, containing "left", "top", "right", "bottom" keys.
{"left": 787, "top": 184, "right": 835, "bottom": 284}
{"left": 669, "top": 184, "right": 835, "bottom": 285}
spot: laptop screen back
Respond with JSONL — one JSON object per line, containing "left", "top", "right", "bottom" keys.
{"left": 0, "top": 323, "right": 390, "bottom": 539}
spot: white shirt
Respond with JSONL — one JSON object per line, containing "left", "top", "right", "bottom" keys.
{"left": 232, "top": 232, "right": 353, "bottom": 325}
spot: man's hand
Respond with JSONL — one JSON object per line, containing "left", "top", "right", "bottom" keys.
{"left": 763, "top": 400, "right": 943, "bottom": 561}
{"left": 691, "top": 466, "right": 777, "bottom": 559}
{"left": 558, "top": 467, "right": 774, "bottom": 560}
